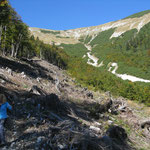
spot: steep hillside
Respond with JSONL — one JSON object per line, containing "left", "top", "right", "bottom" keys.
{"left": 0, "top": 56, "right": 150, "bottom": 150}
{"left": 2, "top": 1, "right": 150, "bottom": 149}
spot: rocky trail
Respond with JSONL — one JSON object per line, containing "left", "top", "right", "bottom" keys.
{"left": 0, "top": 56, "right": 150, "bottom": 150}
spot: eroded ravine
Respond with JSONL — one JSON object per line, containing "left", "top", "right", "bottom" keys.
{"left": 84, "top": 44, "right": 104, "bottom": 67}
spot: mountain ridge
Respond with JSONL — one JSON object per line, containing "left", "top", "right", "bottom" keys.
{"left": 29, "top": 11, "right": 150, "bottom": 45}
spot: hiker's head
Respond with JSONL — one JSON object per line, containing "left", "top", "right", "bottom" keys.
{"left": 0, "top": 94, "right": 7, "bottom": 105}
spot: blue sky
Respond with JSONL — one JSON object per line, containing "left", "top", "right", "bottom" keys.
{"left": 9, "top": 0, "right": 150, "bottom": 30}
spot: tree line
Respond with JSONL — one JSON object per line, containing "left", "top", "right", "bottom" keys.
{"left": 0, "top": 0, "right": 68, "bottom": 68}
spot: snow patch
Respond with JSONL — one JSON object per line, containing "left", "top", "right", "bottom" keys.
{"left": 108, "top": 62, "right": 150, "bottom": 83}
{"left": 98, "top": 61, "right": 104, "bottom": 67}
{"left": 85, "top": 44, "right": 104, "bottom": 67}
{"left": 137, "top": 19, "right": 145, "bottom": 31}
{"left": 82, "top": 55, "right": 86, "bottom": 58}
{"left": 87, "top": 52, "right": 99, "bottom": 67}
{"left": 110, "top": 31, "right": 124, "bottom": 38}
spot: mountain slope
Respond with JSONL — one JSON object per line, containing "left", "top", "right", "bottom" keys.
{"left": 29, "top": 11, "right": 150, "bottom": 45}
{"left": 2, "top": 2, "right": 150, "bottom": 149}
{"left": 0, "top": 56, "right": 150, "bottom": 150}
{"left": 30, "top": 11, "right": 150, "bottom": 81}
{"left": 29, "top": 11, "right": 150, "bottom": 106}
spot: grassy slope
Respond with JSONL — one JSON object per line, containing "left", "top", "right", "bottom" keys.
{"left": 60, "top": 24, "right": 150, "bottom": 80}
{"left": 60, "top": 43, "right": 87, "bottom": 58}
{"left": 40, "top": 29, "right": 60, "bottom": 35}
{"left": 91, "top": 26, "right": 150, "bottom": 80}
{"left": 68, "top": 57, "right": 150, "bottom": 106}
{"left": 79, "top": 35, "right": 92, "bottom": 44}
{"left": 124, "top": 10, "right": 150, "bottom": 19}
{"left": 90, "top": 28, "right": 115, "bottom": 46}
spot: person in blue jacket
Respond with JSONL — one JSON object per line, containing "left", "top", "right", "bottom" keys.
{"left": 0, "top": 94, "right": 12, "bottom": 144}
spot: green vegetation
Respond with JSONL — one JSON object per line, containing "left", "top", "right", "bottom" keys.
{"left": 35, "top": 38, "right": 69, "bottom": 69}
{"left": 38, "top": 12, "right": 150, "bottom": 106}
{"left": 58, "top": 24, "right": 150, "bottom": 106}
{"left": 40, "top": 29, "right": 60, "bottom": 35}
{"left": 79, "top": 35, "right": 93, "bottom": 44}
{"left": 90, "top": 28, "right": 115, "bottom": 46}
{"left": 0, "top": 0, "right": 68, "bottom": 69}
{"left": 67, "top": 57, "right": 150, "bottom": 106}
{"left": 84, "top": 35, "right": 92, "bottom": 44}
{"left": 56, "top": 36, "right": 69, "bottom": 38}
{"left": 78, "top": 36, "right": 84, "bottom": 43}
{"left": 91, "top": 26, "right": 150, "bottom": 80}
{"left": 113, "top": 117, "right": 132, "bottom": 135}
{"left": 124, "top": 10, "right": 150, "bottom": 19}
{"left": 60, "top": 43, "right": 87, "bottom": 58}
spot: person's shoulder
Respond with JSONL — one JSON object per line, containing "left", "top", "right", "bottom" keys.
{"left": 5, "top": 102, "right": 12, "bottom": 110}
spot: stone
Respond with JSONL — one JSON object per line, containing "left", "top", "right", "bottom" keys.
{"left": 108, "top": 120, "right": 113, "bottom": 124}
{"left": 36, "top": 77, "right": 41, "bottom": 82}
{"left": 105, "top": 91, "right": 111, "bottom": 97}
{"left": 94, "top": 121, "right": 102, "bottom": 126}
{"left": 90, "top": 126, "right": 101, "bottom": 132}
{"left": 58, "top": 143, "right": 67, "bottom": 149}
{"left": 7, "top": 68, "right": 13, "bottom": 76}
{"left": 1, "top": 80, "right": 5, "bottom": 84}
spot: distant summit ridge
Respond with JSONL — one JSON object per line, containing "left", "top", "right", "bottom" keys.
{"left": 30, "top": 10, "right": 150, "bottom": 45}
{"left": 124, "top": 9, "right": 150, "bottom": 19}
